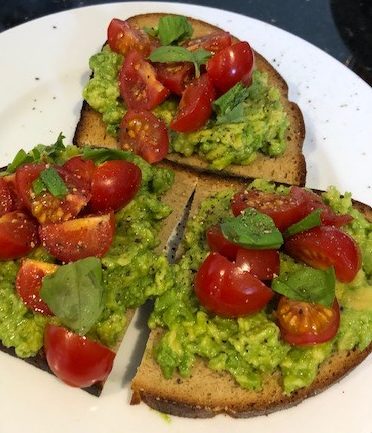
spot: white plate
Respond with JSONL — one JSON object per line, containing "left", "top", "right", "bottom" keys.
{"left": 0, "top": 3, "right": 371, "bottom": 433}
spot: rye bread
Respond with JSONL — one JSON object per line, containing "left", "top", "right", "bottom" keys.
{"left": 73, "top": 13, "right": 306, "bottom": 186}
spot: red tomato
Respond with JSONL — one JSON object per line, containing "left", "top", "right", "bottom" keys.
{"left": 44, "top": 324, "right": 115, "bottom": 388}
{"left": 277, "top": 297, "right": 340, "bottom": 346}
{"left": 16, "top": 259, "right": 58, "bottom": 315}
{"left": 206, "top": 41, "right": 254, "bottom": 93}
{"left": 107, "top": 18, "right": 153, "bottom": 56}
{"left": 89, "top": 160, "right": 141, "bottom": 212}
{"left": 63, "top": 156, "right": 96, "bottom": 187}
{"left": 0, "top": 211, "right": 39, "bottom": 260}
{"left": 231, "top": 189, "right": 306, "bottom": 232}
{"left": 184, "top": 31, "right": 232, "bottom": 53}
{"left": 119, "top": 50, "right": 169, "bottom": 110}
{"left": 15, "top": 163, "right": 90, "bottom": 224}
{"left": 155, "top": 62, "right": 194, "bottom": 95}
{"left": 39, "top": 213, "right": 115, "bottom": 263}
{"left": 206, "top": 224, "right": 239, "bottom": 260}
{"left": 235, "top": 248, "right": 280, "bottom": 281}
{"left": 0, "top": 177, "right": 13, "bottom": 216}
{"left": 2, "top": 174, "right": 24, "bottom": 211}
{"left": 119, "top": 110, "right": 169, "bottom": 164}
{"left": 194, "top": 252, "right": 273, "bottom": 317}
{"left": 284, "top": 225, "right": 361, "bottom": 283}
{"left": 170, "top": 74, "right": 216, "bottom": 133}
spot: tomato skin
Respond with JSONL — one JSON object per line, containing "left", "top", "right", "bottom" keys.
{"left": 63, "top": 156, "right": 96, "bottom": 188}
{"left": 119, "top": 110, "right": 169, "bottom": 164}
{"left": 89, "top": 160, "right": 141, "bottom": 213}
{"left": 44, "top": 324, "right": 115, "bottom": 388}
{"left": 0, "top": 211, "right": 39, "bottom": 260}
{"left": 170, "top": 74, "right": 216, "bottom": 133}
{"left": 0, "top": 177, "right": 13, "bottom": 216}
{"left": 155, "top": 62, "right": 194, "bottom": 96}
{"left": 284, "top": 225, "right": 361, "bottom": 283}
{"left": 235, "top": 248, "right": 280, "bottom": 281}
{"left": 2, "top": 174, "right": 24, "bottom": 211}
{"left": 107, "top": 18, "right": 152, "bottom": 56}
{"left": 16, "top": 259, "right": 58, "bottom": 315}
{"left": 277, "top": 297, "right": 340, "bottom": 346}
{"left": 194, "top": 252, "right": 273, "bottom": 317}
{"left": 119, "top": 50, "right": 170, "bottom": 111}
{"left": 206, "top": 225, "right": 239, "bottom": 261}
{"left": 206, "top": 41, "right": 254, "bottom": 93}
{"left": 184, "top": 31, "right": 232, "bottom": 53}
{"left": 39, "top": 213, "right": 115, "bottom": 263}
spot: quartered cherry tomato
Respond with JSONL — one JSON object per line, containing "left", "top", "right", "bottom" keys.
{"left": 39, "top": 213, "right": 115, "bottom": 263}
{"left": 0, "top": 211, "right": 39, "bottom": 260}
{"left": 16, "top": 259, "right": 58, "bottom": 315}
{"left": 277, "top": 297, "right": 340, "bottom": 346}
{"left": 0, "top": 177, "right": 13, "bottom": 216}
{"left": 235, "top": 248, "right": 280, "bottom": 281}
{"left": 119, "top": 50, "right": 169, "bottom": 111}
{"left": 44, "top": 324, "right": 115, "bottom": 388}
{"left": 155, "top": 62, "right": 194, "bottom": 95}
{"left": 206, "top": 41, "right": 254, "bottom": 93}
{"left": 206, "top": 224, "right": 239, "bottom": 260}
{"left": 170, "top": 74, "right": 216, "bottom": 133}
{"left": 2, "top": 174, "right": 24, "bottom": 211}
{"left": 184, "top": 31, "right": 232, "bottom": 53}
{"left": 119, "top": 110, "right": 169, "bottom": 164}
{"left": 63, "top": 156, "right": 96, "bottom": 187}
{"left": 194, "top": 252, "right": 273, "bottom": 317}
{"left": 284, "top": 225, "right": 361, "bottom": 283}
{"left": 89, "top": 160, "right": 142, "bottom": 212}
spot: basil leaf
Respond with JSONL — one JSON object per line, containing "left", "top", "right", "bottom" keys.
{"left": 272, "top": 267, "right": 336, "bottom": 307}
{"left": 40, "top": 257, "right": 105, "bottom": 335}
{"left": 32, "top": 177, "right": 47, "bottom": 196}
{"left": 157, "top": 15, "right": 193, "bottom": 46}
{"left": 221, "top": 208, "right": 283, "bottom": 249}
{"left": 38, "top": 167, "right": 68, "bottom": 197}
{"left": 284, "top": 209, "right": 322, "bottom": 238}
{"left": 143, "top": 26, "right": 158, "bottom": 38}
{"left": 215, "top": 103, "right": 246, "bottom": 125}
{"left": 213, "top": 82, "right": 250, "bottom": 115}
{"left": 82, "top": 147, "right": 133, "bottom": 164}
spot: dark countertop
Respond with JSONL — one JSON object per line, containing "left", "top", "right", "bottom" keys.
{"left": 0, "top": 0, "right": 371, "bottom": 85}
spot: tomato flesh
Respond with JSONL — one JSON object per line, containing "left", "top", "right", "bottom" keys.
{"left": 235, "top": 248, "right": 280, "bottom": 281}
{"left": 16, "top": 259, "right": 58, "bottom": 315}
{"left": 0, "top": 177, "right": 13, "bottom": 216}
{"left": 119, "top": 109, "right": 169, "bottom": 164}
{"left": 39, "top": 213, "right": 115, "bottom": 263}
{"left": 277, "top": 297, "right": 340, "bottom": 346}
{"left": 284, "top": 225, "right": 361, "bottom": 283}
{"left": 194, "top": 252, "right": 273, "bottom": 317}
{"left": 155, "top": 62, "right": 194, "bottom": 95}
{"left": 63, "top": 156, "right": 96, "bottom": 188}
{"left": 44, "top": 324, "right": 115, "bottom": 388}
{"left": 206, "top": 224, "right": 239, "bottom": 260}
{"left": 2, "top": 174, "right": 24, "bottom": 211}
{"left": 184, "top": 31, "right": 232, "bottom": 53}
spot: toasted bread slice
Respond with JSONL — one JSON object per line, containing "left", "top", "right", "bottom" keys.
{"left": 131, "top": 173, "right": 372, "bottom": 417}
{"left": 73, "top": 13, "right": 306, "bottom": 186}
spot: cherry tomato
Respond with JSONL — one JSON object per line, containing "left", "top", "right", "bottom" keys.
{"left": 15, "top": 163, "right": 90, "bottom": 224}
{"left": 39, "top": 213, "right": 115, "bottom": 263}
{"left": 119, "top": 50, "right": 169, "bottom": 111}
{"left": 44, "top": 324, "right": 115, "bottom": 388}
{"left": 119, "top": 110, "right": 169, "bottom": 164}
{"left": 16, "top": 259, "right": 58, "bottom": 315}
{"left": 184, "top": 31, "right": 232, "bottom": 53}
{"left": 231, "top": 189, "right": 306, "bottom": 232}
{"left": 63, "top": 156, "right": 96, "bottom": 187}
{"left": 206, "top": 41, "right": 254, "bottom": 93}
{"left": 0, "top": 211, "right": 39, "bottom": 260}
{"left": 0, "top": 177, "right": 13, "bottom": 216}
{"left": 107, "top": 18, "right": 153, "bottom": 56}
{"left": 277, "top": 297, "right": 340, "bottom": 346}
{"left": 235, "top": 248, "right": 280, "bottom": 281}
{"left": 284, "top": 225, "right": 361, "bottom": 283}
{"left": 206, "top": 224, "right": 239, "bottom": 260}
{"left": 155, "top": 62, "right": 194, "bottom": 96}
{"left": 89, "top": 160, "right": 141, "bottom": 213}
{"left": 2, "top": 174, "right": 24, "bottom": 211}
{"left": 170, "top": 74, "right": 216, "bottom": 133}
{"left": 194, "top": 252, "right": 273, "bottom": 317}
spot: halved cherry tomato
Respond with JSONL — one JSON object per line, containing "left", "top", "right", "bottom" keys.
{"left": 170, "top": 74, "right": 216, "bottom": 133}
{"left": 63, "top": 156, "right": 96, "bottom": 187}
{"left": 231, "top": 189, "right": 306, "bottom": 232}
{"left": 184, "top": 31, "right": 232, "bottom": 53}
{"left": 107, "top": 18, "right": 153, "bottom": 56}
{"left": 206, "top": 224, "right": 239, "bottom": 260}
{"left": 15, "top": 163, "right": 90, "bottom": 224}
{"left": 2, "top": 174, "right": 24, "bottom": 211}
{"left": 119, "top": 110, "right": 169, "bottom": 164}
{"left": 235, "top": 248, "right": 280, "bottom": 281}
{"left": 155, "top": 62, "right": 194, "bottom": 96}
{"left": 119, "top": 50, "right": 169, "bottom": 110}
{"left": 284, "top": 225, "right": 361, "bottom": 283}
{"left": 206, "top": 41, "right": 254, "bottom": 93}
{"left": 194, "top": 252, "right": 273, "bottom": 317}
{"left": 39, "top": 213, "right": 115, "bottom": 263}
{"left": 89, "top": 160, "right": 141, "bottom": 212}
{"left": 44, "top": 324, "right": 115, "bottom": 388}
{"left": 0, "top": 177, "right": 13, "bottom": 216}
{"left": 0, "top": 211, "right": 39, "bottom": 260}
{"left": 16, "top": 259, "right": 58, "bottom": 315}
{"left": 277, "top": 297, "right": 340, "bottom": 346}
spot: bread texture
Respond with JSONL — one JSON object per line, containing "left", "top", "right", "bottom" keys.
{"left": 73, "top": 13, "right": 306, "bottom": 186}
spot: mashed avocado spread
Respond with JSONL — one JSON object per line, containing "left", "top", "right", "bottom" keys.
{"left": 83, "top": 46, "right": 288, "bottom": 170}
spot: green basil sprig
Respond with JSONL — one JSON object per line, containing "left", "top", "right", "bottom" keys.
{"left": 213, "top": 82, "right": 250, "bottom": 124}
{"left": 146, "top": 15, "right": 193, "bottom": 46}
{"left": 32, "top": 167, "right": 68, "bottom": 198}
{"left": 284, "top": 209, "right": 322, "bottom": 238}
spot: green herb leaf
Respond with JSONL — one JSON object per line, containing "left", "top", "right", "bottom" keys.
{"left": 40, "top": 257, "right": 105, "bottom": 335}
{"left": 213, "top": 82, "right": 250, "bottom": 124}
{"left": 5, "top": 149, "right": 33, "bottom": 174}
{"left": 82, "top": 147, "right": 133, "bottom": 164}
{"left": 32, "top": 177, "right": 47, "bottom": 196}
{"left": 272, "top": 267, "right": 336, "bottom": 307}
{"left": 157, "top": 15, "right": 193, "bottom": 46}
{"left": 284, "top": 209, "right": 322, "bottom": 238}
{"left": 220, "top": 208, "right": 283, "bottom": 249}
{"left": 38, "top": 167, "right": 68, "bottom": 197}
{"left": 143, "top": 26, "right": 159, "bottom": 38}
{"left": 149, "top": 46, "right": 211, "bottom": 77}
